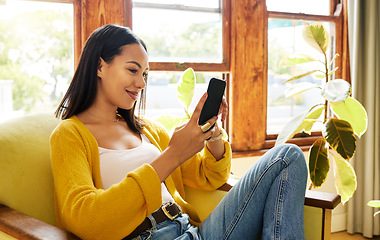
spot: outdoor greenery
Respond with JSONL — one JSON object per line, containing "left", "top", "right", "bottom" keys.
{"left": 137, "top": 22, "right": 221, "bottom": 62}
{"left": 0, "top": 9, "right": 73, "bottom": 114}
{"left": 275, "top": 23, "right": 368, "bottom": 204}
{"left": 0, "top": 9, "right": 221, "bottom": 115}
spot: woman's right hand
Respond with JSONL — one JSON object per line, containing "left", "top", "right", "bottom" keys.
{"left": 151, "top": 93, "right": 217, "bottom": 182}
{"left": 168, "top": 93, "right": 217, "bottom": 165}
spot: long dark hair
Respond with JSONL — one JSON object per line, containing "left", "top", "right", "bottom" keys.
{"left": 55, "top": 24, "right": 147, "bottom": 133}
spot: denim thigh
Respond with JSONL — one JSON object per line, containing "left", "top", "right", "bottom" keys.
{"left": 132, "top": 214, "right": 201, "bottom": 240}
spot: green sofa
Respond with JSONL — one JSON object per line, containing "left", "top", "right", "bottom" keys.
{"left": 0, "top": 113, "right": 340, "bottom": 240}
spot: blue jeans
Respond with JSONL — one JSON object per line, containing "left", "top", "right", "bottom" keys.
{"left": 132, "top": 144, "right": 308, "bottom": 240}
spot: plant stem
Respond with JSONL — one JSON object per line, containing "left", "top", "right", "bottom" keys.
{"left": 323, "top": 52, "right": 329, "bottom": 124}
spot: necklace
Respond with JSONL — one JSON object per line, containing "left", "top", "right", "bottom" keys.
{"left": 87, "top": 111, "right": 123, "bottom": 122}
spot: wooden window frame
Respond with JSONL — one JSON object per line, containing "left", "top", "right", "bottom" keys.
{"left": 124, "top": 0, "right": 231, "bottom": 72}
{"left": 230, "top": 0, "right": 350, "bottom": 158}
{"left": 70, "top": 0, "right": 349, "bottom": 157}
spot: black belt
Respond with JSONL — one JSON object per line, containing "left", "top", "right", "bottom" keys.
{"left": 123, "top": 202, "right": 182, "bottom": 240}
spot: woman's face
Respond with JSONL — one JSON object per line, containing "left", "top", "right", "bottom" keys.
{"left": 97, "top": 43, "right": 149, "bottom": 110}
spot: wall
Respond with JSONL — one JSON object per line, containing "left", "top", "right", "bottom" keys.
{"left": 231, "top": 151, "right": 347, "bottom": 233}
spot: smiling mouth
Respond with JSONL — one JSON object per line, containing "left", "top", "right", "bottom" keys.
{"left": 126, "top": 90, "right": 138, "bottom": 100}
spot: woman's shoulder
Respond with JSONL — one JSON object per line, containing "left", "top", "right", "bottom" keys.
{"left": 51, "top": 116, "right": 89, "bottom": 139}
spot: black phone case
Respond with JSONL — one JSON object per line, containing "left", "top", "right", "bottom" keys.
{"left": 198, "top": 78, "right": 226, "bottom": 126}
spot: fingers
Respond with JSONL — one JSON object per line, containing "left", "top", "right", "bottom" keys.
{"left": 221, "top": 97, "right": 228, "bottom": 122}
{"left": 217, "top": 96, "right": 228, "bottom": 122}
{"left": 200, "top": 122, "right": 212, "bottom": 133}
{"left": 200, "top": 116, "right": 217, "bottom": 133}
{"left": 190, "top": 93, "right": 207, "bottom": 124}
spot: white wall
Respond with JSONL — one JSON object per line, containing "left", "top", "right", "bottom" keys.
{"left": 231, "top": 151, "right": 347, "bottom": 233}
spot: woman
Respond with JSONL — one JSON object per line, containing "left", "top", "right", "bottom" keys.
{"left": 50, "top": 24, "right": 308, "bottom": 240}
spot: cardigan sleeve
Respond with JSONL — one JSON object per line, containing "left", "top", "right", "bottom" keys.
{"left": 180, "top": 140, "right": 232, "bottom": 190}
{"left": 144, "top": 120, "right": 232, "bottom": 191}
{"left": 50, "top": 120, "right": 162, "bottom": 240}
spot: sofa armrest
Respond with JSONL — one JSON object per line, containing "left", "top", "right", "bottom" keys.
{"left": 0, "top": 204, "right": 80, "bottom": 240}
{"left": 218, "top": 182, "right": 341, "bottom": 210}
{"left": 305, "top": 190, "right": 341, "bottom": 209}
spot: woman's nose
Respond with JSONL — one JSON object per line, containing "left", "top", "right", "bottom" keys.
{"left": 135, "top": 75, "right": 146, "bottom": 89}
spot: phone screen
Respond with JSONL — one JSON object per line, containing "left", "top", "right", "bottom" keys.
{"left": 198, "top": 78, "right": 226, "bottom": 126}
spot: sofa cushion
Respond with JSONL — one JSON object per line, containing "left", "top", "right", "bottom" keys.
{"left": 0, "top": 113, "right": 60, "bottom": 225}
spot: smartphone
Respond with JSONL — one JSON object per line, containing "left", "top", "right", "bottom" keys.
{"left": 198, "top": 78, "right": 226, "bottom": 127}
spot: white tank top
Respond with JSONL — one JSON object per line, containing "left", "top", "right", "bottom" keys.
{"left": 99, "top": 134, "right": 174, "bottom": 204}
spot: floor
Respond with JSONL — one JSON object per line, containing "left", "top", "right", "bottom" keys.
{"left": 331, "top": 231, "right": 380, "bottom": 240}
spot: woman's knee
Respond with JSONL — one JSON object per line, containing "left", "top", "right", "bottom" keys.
{"left": 275, "top": 144, "right": 308, "bottom": 178}
{"left": 287, "top": 144, "right": 308, "bottom": 179}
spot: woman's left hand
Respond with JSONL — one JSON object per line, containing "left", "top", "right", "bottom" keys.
{"left": 218, "top": 96, "right": 228, "bottom": 123}
{"left": 206, "top": 96, "right": 228, "bottom": 160}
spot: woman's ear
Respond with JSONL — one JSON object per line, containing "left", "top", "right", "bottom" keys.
{"left": 97, "top": 57, "right": 106, "bottom": 78}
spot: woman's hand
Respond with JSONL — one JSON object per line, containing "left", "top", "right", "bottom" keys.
{"left": 206, "top": 96, "right": 228, "bottom": 160}
{"left": 151, "top": 93, "right": 217, "bottom": 182}
{"left": 218, "top": 96, "right": 228, "bottom": 123}
{"left": 168, "top": 93, "right": 217, "bottom": 165}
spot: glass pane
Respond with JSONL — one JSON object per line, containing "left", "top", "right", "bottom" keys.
{"left": 133, "top": 0, "right": 220, "bottom": 10}
{"left": 267, "top": 0, "right": 330, "bottom": 15}
{"left": 132, "top": 1, "right": 223, "bottom": 63}
{"left": 267, "top": 19, "right": 335, "bottom": 134}
{"left": 0, "top": 0, "right": 74, "bottom": 122}
{"left": 144, "top": 71, "right": 223, "bottom": 122}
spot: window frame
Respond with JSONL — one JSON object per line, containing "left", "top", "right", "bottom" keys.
{"left": 124, "top": 0, "right": 231, "bottom": 72}
{"left": 263, "top": 1, "right": 349, "bottom": 149}
{"left": 76, "top": 0, "right": 349, "bottom": 157}
{"left": 229, "top": 0, "right": 349, "bottom": 157}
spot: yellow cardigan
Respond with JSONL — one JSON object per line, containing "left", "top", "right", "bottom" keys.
{"left": 50, "top": 116, "right": 231, "bottom": 240}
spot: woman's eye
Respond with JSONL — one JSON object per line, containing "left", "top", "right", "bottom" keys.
{"left": 128, "top": 69, "right": 138, "bottom": 73}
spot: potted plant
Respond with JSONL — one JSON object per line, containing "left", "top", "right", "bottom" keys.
{"left": 275, "top": 22, "right": 368, "bottom": 203}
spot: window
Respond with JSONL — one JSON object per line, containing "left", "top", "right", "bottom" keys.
{"left": 264, "top": 0, "right": 349, "bottom": 149}
{"left": 132, "top": 0, "right": 223, "bottom": 63}
{"left": 54, "top": 0, "right": 348, "bottom": 155}
{"left": 267, "top": 20, "right": 334, "bottom": 134}
{"left": 228, "top": 0, "right": 349, "bottom": 155}
{"left": 144, "top": 71, "right": 223, "bottom": 121}
{"left": 0, "top": 0, "right": 74, "bottom": 122}
{"left": 127, "top": 0, "right": 230, "bottom": 124}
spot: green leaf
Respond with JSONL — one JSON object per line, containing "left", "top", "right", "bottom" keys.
{"left": 294, "top": 105, "right": 324, "bottom": 134}
{"left": 302, "top": 23, "right": 330, "bottom": 54}
{"left": 321, "top": 79, "right": 351, "bottom": 102}
{"left": 328, "top": 67, "right": 339, "bottom": 76}
{"left": 323, "top": 118, "right": 356, "bottom": 160}
{"left": 279, "top": 54, "right": 318, "bottom": 67}
{"left": 309, "top": 138, "right": 330, "bottom": 187}
{"left": 155, "top": 115, "right": 187, "bottom": 132}
{"left": 313, "top": 73, "right": 326, "bottom": 79}
{"left": 368, "top": 200, "right": 380, "bottom": 208}
{"left": 331, "top": 97, "right": 368, "bottom": 137}
{"left": 275, "top": 110, "right": 310, "bottom": 146}
{"left": 331, "top": 150, "right": 357, "bottom": 204}
{"left": 282, "top": 70, "right": 319, "bottom": 83}
{"left": 177, "top": 68, "right": 195, "bottom": 109}
{"left": 368, "top": 200, "right": 380, "bottom": 216}
{"left": 279, "top": 82, "right": 320, "bottom": 102}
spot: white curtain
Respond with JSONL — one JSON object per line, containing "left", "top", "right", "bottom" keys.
{"left": 347, "top": 0, "right": 380, "bottom": 237}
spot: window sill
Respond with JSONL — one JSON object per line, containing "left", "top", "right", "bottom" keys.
{"left": 232, "top": 133, "right": 322, "bottom": 158}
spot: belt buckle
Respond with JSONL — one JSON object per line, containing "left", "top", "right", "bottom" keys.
{"left": 162, "top": 202, "right": 180, "bottom": 220}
